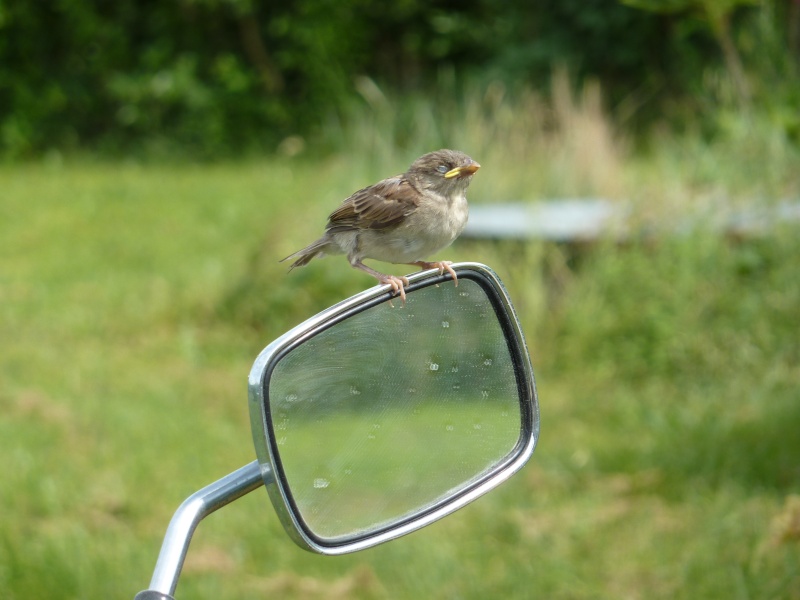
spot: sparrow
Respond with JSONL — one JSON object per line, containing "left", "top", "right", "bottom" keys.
{"left": 281, "top": 149, "right": 480, "bottom": 302}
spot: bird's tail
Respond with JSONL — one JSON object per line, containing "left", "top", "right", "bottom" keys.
{"left": 280, "top": 238, "right": 329, "bottom": 270}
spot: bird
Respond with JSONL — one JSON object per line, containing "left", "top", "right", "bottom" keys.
{"left": 281, "top": 149, "right": 480, "bottom": 302}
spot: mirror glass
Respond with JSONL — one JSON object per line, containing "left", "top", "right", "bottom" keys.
{"left": 267, "top": 278, "right": 523, "bottom": 542}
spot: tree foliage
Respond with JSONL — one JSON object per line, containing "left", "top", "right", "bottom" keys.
{"left": 0, "top": 0, "right": 795, "bottom": 158}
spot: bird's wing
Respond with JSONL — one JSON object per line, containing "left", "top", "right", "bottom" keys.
{"left": 326, "top": 175, "right": 420, "bottom": 233}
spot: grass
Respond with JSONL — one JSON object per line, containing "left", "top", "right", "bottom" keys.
{"left": 1, "top": 85, "right": 799, "bottom": 598}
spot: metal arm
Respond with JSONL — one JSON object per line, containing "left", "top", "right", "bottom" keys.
{"left": 134, "top": 460, "right": 269, "bottom": 600}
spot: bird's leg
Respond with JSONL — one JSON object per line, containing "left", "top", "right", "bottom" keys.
{"left": 408, "top": 261, "right": 458, "bottom": 286}
{"left": 351, "top": 260, "right": 410, "bottom": 304}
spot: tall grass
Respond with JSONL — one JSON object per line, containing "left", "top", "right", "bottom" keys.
{"left": 322, "top": 71, "right": 799, "bottom": 211}
{"left": 321, "top": 71, "right": 629, "bottom": 203}
{"left": 1, "top": 81, "right": 798, "bottom": 599}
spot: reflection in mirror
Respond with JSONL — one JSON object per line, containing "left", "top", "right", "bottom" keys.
{"left": 267, "top": 278, "right": 523, "bottom": 542}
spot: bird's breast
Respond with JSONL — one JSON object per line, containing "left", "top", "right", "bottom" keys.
{"left": 355, "top": 193, "right": 468, "bottom": 263}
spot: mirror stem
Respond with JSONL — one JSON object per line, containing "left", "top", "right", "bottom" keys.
{"left": 135, "top": 460, "right": 268, "bottom": 599}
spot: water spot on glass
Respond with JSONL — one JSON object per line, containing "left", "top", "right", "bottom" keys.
{"left": 349, "top": 385, "right": 361, "bottom": 396}
{"left": 429, "top": 362, "right": 439, "bottom": 371}
{"left": 313, "top": 478, "right": 330, "bottom": 489}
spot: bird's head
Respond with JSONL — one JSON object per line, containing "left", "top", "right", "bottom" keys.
{"left": 407, "top": 149, "right": 480, "bottom": 195}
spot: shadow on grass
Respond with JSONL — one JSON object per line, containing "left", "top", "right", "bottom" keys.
{"left": 540, "top": 231, "right": 800, "bottom": 498}
{"left": 648, "top": 385, "right": 800, "bottom": 494}
{"left": 214, "top": 240, "right": 370, "bottom": 339}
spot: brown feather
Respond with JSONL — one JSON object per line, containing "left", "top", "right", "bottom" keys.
{"left": 325, "top": 176, "right": 420, "bottom": 233}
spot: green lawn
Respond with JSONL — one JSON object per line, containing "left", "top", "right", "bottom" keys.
{"left": 1, "top": 159, "right": 798, "bottom": 599}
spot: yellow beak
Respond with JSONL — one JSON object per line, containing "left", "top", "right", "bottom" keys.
{"left": 444, "top": 162, "right": 481, "bottom": 179}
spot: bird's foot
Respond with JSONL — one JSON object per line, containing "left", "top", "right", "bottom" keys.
{"left": 410, "top": 261, "right": 458, "bottom": 286}
{"left": 350, "top": 260, "right": 410, "bottom": 305}
{"left": 379, "top": 274, "right": 410, "bottom": 305}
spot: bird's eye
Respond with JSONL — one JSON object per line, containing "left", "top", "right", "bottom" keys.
{"left": 436, "top": 165, "right": 448, "bottom": 174}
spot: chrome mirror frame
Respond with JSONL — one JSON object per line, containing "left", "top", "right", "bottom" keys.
{"left": 247, "top": 262, "right": 540, "bottom": 555}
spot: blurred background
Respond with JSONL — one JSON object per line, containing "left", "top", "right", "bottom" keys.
{"left": 1, "top": 1, "right": 799, "bottom": 598}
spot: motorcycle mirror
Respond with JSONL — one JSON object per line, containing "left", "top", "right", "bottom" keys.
{"left": 135, "top": 263, "right": 538, "bottom": 600}
{"left": 248, "top": 262, "right": 539, "bottom": 554}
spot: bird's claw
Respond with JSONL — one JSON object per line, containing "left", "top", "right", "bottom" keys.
{"left": 381, "top": 275, "right": 410, "bottom": 306}
{"left": 414, "top": 261, "right": 458, "bottom": 287}
{"left": 437, "top": 261, "right": 458, "bottom": 286}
